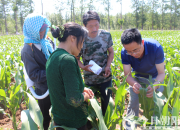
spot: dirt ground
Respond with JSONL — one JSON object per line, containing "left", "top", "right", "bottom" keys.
{"left": 0, "top": 103, "right": 26, "bottom": 130}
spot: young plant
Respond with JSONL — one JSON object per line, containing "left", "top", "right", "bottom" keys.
{"left": 135, "top": 75, "right": 166, "bottom": 125}
{"left": 0, "top": 68, "right": 24, "bottom": 130}
{"left": 21, "top": 92, "right": 43, "bottom": 130}
{"left": 88, "top": 76, "right": 128, "bottom": 130}
{"left": 21, "top": 91, "right": 81, "bottom": 130}
{"left": 6, "top": 84, "right": 22, "bottom": 130}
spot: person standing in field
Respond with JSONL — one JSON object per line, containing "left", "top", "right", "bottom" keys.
{"left": 46, "top": 22, "right": 94, "bottom": 130}
{"left": 77, "top": 10, "right": 114, "bottom": 116}
{"left": 121, "top": 28, "right": 165, "bottom": 129}
{"left": 21, "top": 14, "right": 55, "bottom": 130}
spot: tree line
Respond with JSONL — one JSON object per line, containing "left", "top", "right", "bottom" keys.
{"left": 1, "top": 0, "right": 180, "bottom": 35}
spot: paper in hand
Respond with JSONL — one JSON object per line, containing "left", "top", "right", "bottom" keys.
{"left": 89, "top": 60, "right": 102, "bottom": 75}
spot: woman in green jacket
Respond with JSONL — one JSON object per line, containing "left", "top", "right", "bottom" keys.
{"left": 46, "top": 22, "right": 94, "bottom": 130}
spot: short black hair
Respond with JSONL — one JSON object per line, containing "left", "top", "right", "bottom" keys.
{"left": 83, "top": 11, "right": 100, "bottom": 26}
{"left": 51, "top": 22, "right": 87, "bottom": 48}
{"left": 121, "top": 28, "right": 142, "bottom": 45}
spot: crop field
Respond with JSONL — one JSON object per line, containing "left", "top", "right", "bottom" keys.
{"left": 0, "top": 30, "right": 180, "bottom": 130}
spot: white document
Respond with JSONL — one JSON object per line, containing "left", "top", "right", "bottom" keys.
{"left": 89, "top": 60, "right": 102, "bottom": 75}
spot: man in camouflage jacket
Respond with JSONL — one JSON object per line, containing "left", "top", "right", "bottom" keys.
{"left": 77, "top": 10, "right": 114, "bottom": 116}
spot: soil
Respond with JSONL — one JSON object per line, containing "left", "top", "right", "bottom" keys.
{"left": 0, "top": 103, "right": 27, "bottom": 130}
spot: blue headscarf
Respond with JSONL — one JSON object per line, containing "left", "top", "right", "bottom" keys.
{"left": 23, "top": 13, "right": 54, "bottom": 59}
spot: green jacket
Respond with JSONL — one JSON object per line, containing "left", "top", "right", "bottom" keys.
{"left": 46, "top": 48, "right": 88, "bottom": 128}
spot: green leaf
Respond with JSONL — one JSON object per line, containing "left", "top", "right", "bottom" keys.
{"left": 110, "top": 78, "right": 127, "bottom": 128}
{"left": 114, "top": 80, "right": 126, "bottom": 106}
{"left": 138, "top": 87, "right": 154, "bottom": 121}
{"left": 26, "top": 92, "right": 44, "bottom": 130}
{"left": 115, "top": 54, "right": 123, "bottom": 70}
{"left": 21, "top": 110, "right": 38, "bottom": 130}
{"left": 14, "top": 83, "right": 21, "bottom": 95}
{"left": 109, "top": 118, "right": 121, "bottom": 130}
{"left": 0, "top": 89, "right": 6, "bottom": 98}
{"left": 0, "top": 66, "right": 5, "bottom": 89}
{"left": 154, "top": 91, "right": 164, "bottom": 119}
{"left": 9, "top": 84, "right": 21, "bottom": 106}
{"left": 107, "top": 87, "right": 117, "bottom": 94}
{"left": 87, "top": 102, "right": 99, "bottom": 129}
{"left": 15, "top": 68, "right": 22, "bottom": 87}
{"left": 172, "top": 89, "right": 179, "bottom": 117}
{"left": 166, "top": 63, "right": 174, "bottom": 98}
{"left": 89, "top": 99, "right": 108, "bottom": 130}
{"left": 104, "top": 96, "right": 114, "bottom": 127}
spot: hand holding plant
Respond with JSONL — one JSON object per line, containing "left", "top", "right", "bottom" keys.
{"left": 146, "top": 85, "right": 153, "bottom": 98}
{"left": 83, "top": 88, "right": 94, "bottom": 99}
{"left": 83, "top": 92, "right": 91, "bottom": 102}
{"left": 132, "top": 82, "right": 141, "bottom": 94}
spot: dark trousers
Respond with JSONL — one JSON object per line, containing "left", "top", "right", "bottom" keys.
{"left": 36, "top": 88, "right": 51, "bottom": 130}
{"left": 86, "top": 80, "right": 112, "bottom": 116}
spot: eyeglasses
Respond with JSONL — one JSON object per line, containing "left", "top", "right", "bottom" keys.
{"left": 126, "top": 45, "right": 142, "bottom": 55}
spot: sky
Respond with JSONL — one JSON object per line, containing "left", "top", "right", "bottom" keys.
{"left": 33, "top": 0, "right": 133, "bottom": 17}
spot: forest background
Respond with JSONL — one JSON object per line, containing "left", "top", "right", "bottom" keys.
{"left": 1, "top": 0, "right": 180, "bottom": 35}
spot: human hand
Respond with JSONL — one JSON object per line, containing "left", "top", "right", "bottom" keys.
{"left": 83, "top": 92, "right": 90, "bottom": 102}
{"left": 146, "top": 85, "right": 153, "bottom": 98}
{"left": 83, "top": 88, "right": 94, "bottom": 99}
{"left": 132, "top": 83, "right": 141, "bottom": 94}
{"left": 83, "top": 64, "right": 93, "bottom": 73}
{"left": 103, "top": 66, "right": 111, "bottom": 77}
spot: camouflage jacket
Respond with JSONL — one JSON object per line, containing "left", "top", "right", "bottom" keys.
{"left": 79, "top": 29, "right": 113, "bottom": 85}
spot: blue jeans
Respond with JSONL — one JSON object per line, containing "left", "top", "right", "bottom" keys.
{"left": 86, "top": 80, "right": 112, "bottom": 116}
{"left": 126, "top": 77, "right": 164, "bottom": 130}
